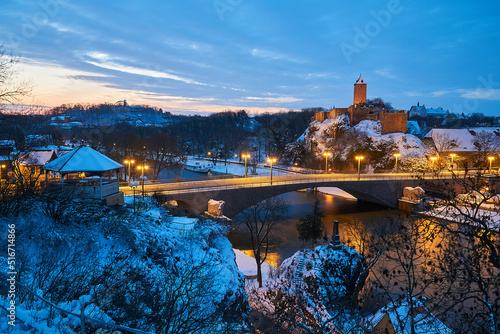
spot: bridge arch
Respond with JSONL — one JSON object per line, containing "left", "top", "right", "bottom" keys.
{"left": 167, "top": 178, "right": 421, "bottom": 218}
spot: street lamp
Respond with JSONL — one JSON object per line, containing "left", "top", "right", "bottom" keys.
{"left": 355, "top": 156, "right": 364, "bottom": 180}
{"left": 137, "top": 165, "right": 149, "bottom": 196}
{"left": 323, "top": 152, "right": 332, "bottom": 174}
{"left": 267, "top": 157, "right": 277, "bottom": 185}
{"left": 129, "top": 182, "right": 139, "bottom": 212}
{"left": 430, "top": 156, "right": 437, "bottom": 175}
{"left": 0, "top": 164, "right": 6, "bottom": 181}
{"left": 488, "top": 156, "right": 495, "bottom": 173}
{"left": 242, "top": 153, "right": 251, "bottom": 178}
{"left": 393, "top": 153, "right": 401, "bottom": 173}
{"left": 449, "top": 153, "right": 456, "bottom": 171}
{"left": 124, "top": 159, "right": 135, "bottom": 182}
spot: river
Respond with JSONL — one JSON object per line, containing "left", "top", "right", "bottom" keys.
{"left": 226, "top": 189, "right": 395, "bottom": 267}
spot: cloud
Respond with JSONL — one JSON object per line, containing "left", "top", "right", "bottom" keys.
{"left": 250, "top": 48, "right": 305, "bottom": 64}
{"left": 86, "top": 59, "right": 208, "bottom": 86}
{"left": 457, "top": 88, "right": 500, "bottom": 100}
{"left": 431, "top": 90, "right": 452, "bottom": 97}
{"left": 244, "top": 96, "right": 302, "bottom": 103}
{"left": 404, "top": 91, "right": 423, "bottom": 97}
{"left": 375, "top": 69, "right": 397, "bottom": 80}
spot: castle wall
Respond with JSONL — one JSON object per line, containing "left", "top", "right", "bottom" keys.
{"left": 379, "top": 109, "right": 408, "bottom": 134}
{"left": 329, "top": 108, "right": 349, "bottom": 119}
{"left": 349, "top": 104, "right": 372, "bottom": 126}
{"left": 314, "top": 111, "right": 326, "bottom": 122}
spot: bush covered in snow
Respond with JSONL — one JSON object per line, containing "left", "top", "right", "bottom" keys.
{"left": 251, "top": 244, "right": 368, "bottom": 333}
{"left": 0, "top": 195, "right": 250, "bottom": 333}
{"left": 293, "top": 115, "right": 427, "bottom": 172}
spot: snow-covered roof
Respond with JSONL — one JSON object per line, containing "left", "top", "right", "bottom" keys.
{"left": 19, "top": 150, "right": 57, "bottom": 166}
{"left": 365, "top": 299, "right": 453, "bottom": 334}
{"left": 355, "top": 74, "right": 366, "bottom": 84}
{"left": 42, "top": 146, "right": 123, "bottom": 172}
{"left": 425, "top": 127, "right": 500, "bottom": 152}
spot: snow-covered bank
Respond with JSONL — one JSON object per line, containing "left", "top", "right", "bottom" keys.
{"left": 233, "top": 249, "right": 276, "bottom": 287}
{"left": 317, "top": 187, "right": 357, "bottom": 200}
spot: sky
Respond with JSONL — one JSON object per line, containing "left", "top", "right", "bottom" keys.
{"left": 1, "top": 0, "right": 500, "bottom": 116}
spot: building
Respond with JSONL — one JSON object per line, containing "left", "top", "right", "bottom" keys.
{"left": 315, "top": 75, "right": 408, "bottom": 134}
{"left": 409, "top": 103, "right": 449, "bottom": 119}
{"left": 424, "top": 127, "right": 500, "bottom": 169}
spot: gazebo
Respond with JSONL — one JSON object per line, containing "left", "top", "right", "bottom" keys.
{"left": 42, "top": 146, "right": 124, "bottom": 205}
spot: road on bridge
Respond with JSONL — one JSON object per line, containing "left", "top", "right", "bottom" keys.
{"left": 120, "top": 172, "right": 445, "bottom": 196}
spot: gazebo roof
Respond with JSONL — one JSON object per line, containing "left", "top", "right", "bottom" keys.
{"left": 42, "top": 146, "right": 123, "bottom": 173}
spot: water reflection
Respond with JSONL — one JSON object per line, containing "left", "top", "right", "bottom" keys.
{"left": 228, "top": 189, "right": 393, "bottom": 266}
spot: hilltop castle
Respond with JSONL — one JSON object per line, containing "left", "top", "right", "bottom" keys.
{"left": 314, "top": 75, "right": 408, "bottom": 134}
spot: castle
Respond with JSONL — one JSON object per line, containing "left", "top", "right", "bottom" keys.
{"left": 314, "top": 75, "right": 408, "bottom": 134}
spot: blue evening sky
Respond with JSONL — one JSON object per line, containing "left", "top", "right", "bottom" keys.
{"left": 1, "top": 0, "right": 500, "bottom": 116}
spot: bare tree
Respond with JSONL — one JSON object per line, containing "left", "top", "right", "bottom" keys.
{"left": 0, "top": 45, "right": 31, "bottom": 105}
{"left": 236, "top": 197, "right": 288, "bottom": 287}
{"left": 428, "top": 132, "right": 461, "bottom": 157}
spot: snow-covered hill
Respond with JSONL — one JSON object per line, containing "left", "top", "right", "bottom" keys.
{"left": 293, "top": 115, "right": 426, "bottom": 171}
{"left": 0, "top": 195, "right": 249, "bottom": 333}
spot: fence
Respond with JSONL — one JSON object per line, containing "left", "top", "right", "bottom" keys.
{"left": 16, "top": 283, "right": 153, "bottom": 334}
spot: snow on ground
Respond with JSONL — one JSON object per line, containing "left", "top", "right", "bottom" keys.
{"left": 317, "top": 187, "right": 357, "bottom": 200}
{"left": 185, "top": 157, "right": 296, "bottom": 177}
{"left": 354, "top": 120, "right": 426, "bottom": 158}
{"left": 234, "top": 249, "right": 276, "bottom": 287}
{"left": 421, "top": 205, "right": 500, "bottom": 231}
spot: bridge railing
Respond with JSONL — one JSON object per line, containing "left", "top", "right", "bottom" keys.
{"left": 148, "top": 173, "right": 442, "bottom": 195}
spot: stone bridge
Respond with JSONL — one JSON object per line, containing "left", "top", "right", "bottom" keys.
{"left": 146, "top": 174, "right": 453, "bottom": 218}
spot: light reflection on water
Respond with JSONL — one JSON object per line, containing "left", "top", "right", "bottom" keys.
{"left": 227, "top": 189, "right": 394, "bottom": 267}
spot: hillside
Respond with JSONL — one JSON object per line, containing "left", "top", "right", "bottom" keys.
{"left": 0, "top": 194, "right": 249, "bottom": 333}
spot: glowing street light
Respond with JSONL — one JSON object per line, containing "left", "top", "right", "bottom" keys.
{"left": 0, "top": 164, "right": 6, "bottom": 181}
{"left": 267, "top": 157, "right": 277, "bottom": 185}
{"left": 449, "top": 153, "right": 456, "bottom": 171}
{"left": 393, "top": 153, "right": 401, "bottom": 173}
{"left": 124, "top": 159, "right": 135, "bottom": 182}
{"left": 323, "top": 152, "right": 332, "bottom": 174}
{"left": 137, "top": 164, "right": 149, "bottom": 196}
{"left": 129, "top": 182, "right": 139, "bottom": 212}
{"left": 430, "top": 156, "right": 437, "bottom": 176}
{"left": 242, "top": 153, "right": 251, "bottom": 178}
{"left": 355, "top": 156, "right": 364, "bottom": 180}
{"left": 488, "top": 156, "right": 495, "bottom": 173}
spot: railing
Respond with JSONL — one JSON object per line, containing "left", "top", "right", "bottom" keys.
{"left": 48, "top": 180, "right": 120, "bottom": 198}
{"left": 121, "top": 173, "right": 454, "bottom": 196}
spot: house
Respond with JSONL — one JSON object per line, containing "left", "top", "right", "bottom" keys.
{"left": 17, "top": 150, "right": 59, "bottom": 179}
{"left": 424, "top": 127, "right": 500, "bottom": 169}
{"left": 409, "top": 103, "right": 427, "bottom": 118}
{"left": 363, "top": 299, "right": 453, "bottom": 334}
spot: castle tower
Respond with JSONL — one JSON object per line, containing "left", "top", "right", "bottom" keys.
{"left": 353, "top": 74, "right": 367, "bottom": 104}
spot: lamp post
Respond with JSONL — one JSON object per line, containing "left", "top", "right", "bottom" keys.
{"left": 488, "top": 156, "right": 495, "bottom": 173}
{"left": 129, "top": 182, "right": 138, "bottom": 212}
{"left": 430, "top": 156, "right": 437, "bottom": 176}
{"left": 267, "top": 157, "right": 277, "bottom": 185}
{"left": 449, "top": 153, "right": 456, "bottom": 172}
{"left": 393, "top": 153, "right": 400, "bottom": 173}
{"left": 137, "top": 165, "right": 149, "bottom": 196}
{"left": 0, "top": 164, "right": 5, "bottom": 181}
{"left": 124, "top": 159, "right": 135, "bottom": 182}
{"left": 355, "top": 156, "right": 364, "bottom": 180}
{"left": 323, "top": 152, "right": 331, "bottom": 174}
{"left": 242, "top": 153, "right": 251, "bottom": 178}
